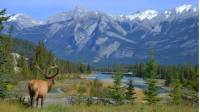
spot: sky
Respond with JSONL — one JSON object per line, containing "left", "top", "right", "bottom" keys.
{"left": 0, "top": 0, "right": 198, "bottom": 20}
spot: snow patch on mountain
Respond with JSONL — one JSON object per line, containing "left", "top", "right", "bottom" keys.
{"left": 8, "top": 13, "right": 44, "bottom": 28}
{"left": 175, "top": 4, "right": 193, "bottom": 14}
{"left": 125, "top": 10, "right": 158, "bottom": 20}
{"left": 164, "top": 11, "right": 172, "bottom": 18}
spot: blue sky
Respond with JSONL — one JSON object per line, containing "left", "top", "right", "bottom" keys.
{"left": 0, "top": 0, "right": 198, "bottom": 20}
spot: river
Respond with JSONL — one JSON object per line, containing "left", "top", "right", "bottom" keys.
{"left": 85, "top": 72, "right": 170, "bottom": 94}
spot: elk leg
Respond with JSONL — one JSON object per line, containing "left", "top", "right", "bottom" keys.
{"left": 30, "top": 96, "right": 33, "bottom": 107}
{"left": 36, "top": 97, "right": 39, "bottom": 107}
{"left": 33, "top": 93, "right": 38, "bottom": 107}
{"left": 41, "top": 96, "right": 44, "bottom": 107}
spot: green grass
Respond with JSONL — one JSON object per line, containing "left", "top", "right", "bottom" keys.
{"left": 0, "top": 100, "right": 198, "bottom": 112}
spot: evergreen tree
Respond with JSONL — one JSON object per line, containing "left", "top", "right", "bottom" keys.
{"left": 144, "top": 49, "right": 159, "bottom": 104}
{"left": 0, "top": 9, "right": 12, "bottom": 98}
{"left": 79, "top": 65, "right": 84, "bottom": 74}
{"left": 144, "top": 79, "right": 159, "bottom": 104}
{"left": 86, "top": 64, "right": 91, "bottom": 74}
{"left": 185, "top": 66, "right": 199, "bottom": 104}
{"left": 0, "top": 9, "right": 10, "bottom": 34}
{"left": 145, "top": 49, "right": 157, "bottom": 78}
{"left": 18, "top": 56, "right": 30, "bottom": 79}
{"left": 0, "top": 10, "right": 13, "bottom": 74}
{"left": 6, "top": 25, "right": 14, "bottom": 53}
{"left": 0, "top": 9, "right": 8, "bottom": 70}
{"left": 31, "top": 41, "right": 55, "bottom": 79}
{"left": 125, "top": 78, "right": 136, "bottom": 103}
{"left": 132, "top": 64, "right": 137, "bottom": 76}
{"left": 0, "top": 44, "right": 7, "bottom": 72}
{"left": 170, "top": 77, "right": 182, "bottom": 105}
{"left": 109, "top": 70, "right": 125, "bottom": 104}
{"left": 165, "top": 67, "right": 173, "bottom": 86}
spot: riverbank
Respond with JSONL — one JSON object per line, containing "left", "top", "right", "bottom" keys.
{"left": 15, "top": 78, "right": 169, "bottom": 106}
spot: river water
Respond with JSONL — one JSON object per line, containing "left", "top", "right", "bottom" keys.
{"left": 86, "top": 72, "right": 169, "bottom": 93}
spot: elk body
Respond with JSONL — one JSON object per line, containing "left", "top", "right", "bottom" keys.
{"left": 28, "top": 65, "right": 59, "bottom": 107}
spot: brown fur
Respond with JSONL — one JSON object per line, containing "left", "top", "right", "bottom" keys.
{"left": 28, "top": 66, "right": 58, "bottom": 107}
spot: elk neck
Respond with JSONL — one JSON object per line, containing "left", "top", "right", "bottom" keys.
{"left": 46, "top": 78, "right": 54, "bottom": 91}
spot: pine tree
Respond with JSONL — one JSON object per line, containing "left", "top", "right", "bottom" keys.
{"left": 125, "top": 78, "right": 136, "bottom": 103}
{"left": 144, "top": 79, "right": 159, "bottom": 104}
{"left": 170, "top": 77, "right": 182, "bottom": 105}
{"left": 0, "top": 10, "right": 13, "bottom": 74}
{"left": 145, "top": 49, "right": 157, "bottom": 79}
{"left": 0, "top": 45, "right": 7, "bottom": 72}
{"left": 18, "top": 56, "right": 30, "bottom": 79}
{"left": 186, "top": 66, "right": 199, "bottom": 104}
{"left": 109, "top": 70, "right": 125, "bottom": 104}
{"left": 0, "top": 9, "right": 8, "bottom": 70}
{"left": 0, "top": 9, "right": 11, "bottom": 98}
{"left": 132, "top": 65, "right": 137, "bottom": 76}
{"left": 165, "top": 67, "right": 173, "bottom": 86}
{"left": 86, "top": 64, "right": 91, "bottom": 74}
{"left": 31, "top": 41, "right": 55, "bottom": 79}
{"left": 144, "top": 49, "right": 159, "bottom": 104}
{"left": 6, "top": 25, "right": 14, "bottom": 53}
{"left": 0, "top": 9, "right": 10, "bottom": 34}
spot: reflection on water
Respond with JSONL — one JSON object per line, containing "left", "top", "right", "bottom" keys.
{"left": 86, "top": 73, "right": 169, "bottom": 93}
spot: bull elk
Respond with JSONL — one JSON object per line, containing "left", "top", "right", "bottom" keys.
{"left": 28, "top": 63, "right": 59, "bottom": 107}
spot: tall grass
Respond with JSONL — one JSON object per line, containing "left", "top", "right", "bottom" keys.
{"left": 0, "top": 100, "right": 198, "bottom": 112}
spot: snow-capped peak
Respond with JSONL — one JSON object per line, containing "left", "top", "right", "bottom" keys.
{"left": 175, "top": 4, "right": 193, "bottom": 14}
{"left": 125, "top": 10, "right": 158, "bottom": 21}
{"left": 8, "top": 13, "right": 44, "bottom": 28}
{"left": 8, "top": 13, "right": 25, "bottom": 21}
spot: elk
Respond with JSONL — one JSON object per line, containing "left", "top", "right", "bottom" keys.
{"left": 28, "top": 63, "right": 59, "bottom": 107}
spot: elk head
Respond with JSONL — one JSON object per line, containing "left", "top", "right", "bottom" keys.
{"left": 35, "top": 63, "right": 59, "bottom": 88}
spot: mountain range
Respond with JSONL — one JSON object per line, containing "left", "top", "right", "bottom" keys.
{"left": 3, "top": 4, "right": 199, "bottom": 65}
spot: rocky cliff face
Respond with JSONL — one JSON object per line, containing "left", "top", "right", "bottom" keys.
{"left": 4, "top": 4, "right": 199, "bottom": 65}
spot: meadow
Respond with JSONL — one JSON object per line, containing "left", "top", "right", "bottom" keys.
{"left": 0, "top": 100, "right": 198, "bottom": 112}
{"left": 1, "top": 77, "right": 197, "bottom": 112}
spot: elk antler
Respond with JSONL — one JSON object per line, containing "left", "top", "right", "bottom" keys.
{"left": 34, "top": 60, "right": 59, "bottom": 79}
{"left": 45, "top": 65, "right": 59, "bottom": 79}
{"left": 34, "top": 64, "right": 47, "bottom": 76}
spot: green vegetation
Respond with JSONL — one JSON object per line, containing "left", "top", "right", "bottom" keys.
{"left": 89, "top": 79, "right": 105, "bottom": 97}
{"left": 170, "top": 77, "right": 182, "bottom": 105}
{"left": 145, "top": 49, "right": 157, "bottom": 79}
{"left": 125, "top": 78, "right": 136, "bottom": 103}
{"left": 0, "top": 100, "right": 198, "bottom": 112}
{"left": 109, "top": 70, "right": 125, "bottom": 103}
{"left": 18, "top": 55, "right": 30, "bottom": 79}
{"left": 12, "top": 38, "right": 35, "bottom": 58}
{"left": 144, "top": 79, "right": 160, "bottom": 104}
{"left": 144, "top": 49, "right": 160, "bottom": 104}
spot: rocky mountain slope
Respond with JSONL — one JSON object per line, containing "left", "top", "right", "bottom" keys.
{"left": 4, "top": 4, "right": 199, "bottom": 65}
